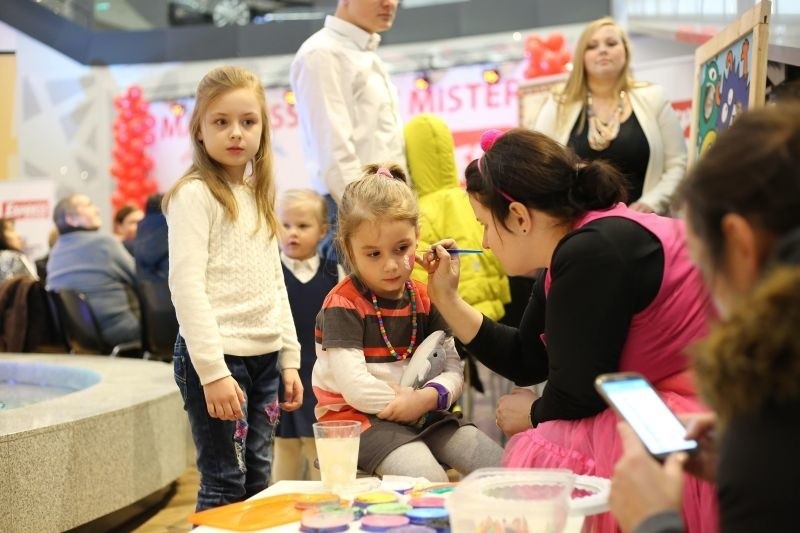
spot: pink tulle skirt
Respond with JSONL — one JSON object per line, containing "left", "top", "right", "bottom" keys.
{"left": 502, "top": 391, "right": 718, "bottom": 532}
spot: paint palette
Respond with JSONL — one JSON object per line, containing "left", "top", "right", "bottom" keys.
{"left": 188, "top": 492, "right": 341, "bottom": 531}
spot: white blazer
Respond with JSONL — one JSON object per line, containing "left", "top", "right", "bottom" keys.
{"left": 534, "top": 84, "right": 687, "bottom": 214}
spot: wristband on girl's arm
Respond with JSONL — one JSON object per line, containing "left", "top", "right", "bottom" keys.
{"left": 424, "top": 382, "right": 449, "bottom": 410}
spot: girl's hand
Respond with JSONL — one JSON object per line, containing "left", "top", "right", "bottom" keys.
{"left": 611, "top": 422, "right": 686, "bottom": 532}
{"left": 377, "top": 383, "right": 437, "bottom": 424}
{"left": 203, "top": 376, "right": 245, "bottom": 420}
{"left": 416, "top": 240, "right": 461, "bottom": 307}
{"left": 280, "top": 368, "right": 303, "bottom": 412}
{"left": 496, "top": 387, "right": 537, "bottom": 437}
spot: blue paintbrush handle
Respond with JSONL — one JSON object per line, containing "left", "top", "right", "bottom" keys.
{"left": 428, "top": 248, "right": 484, "bottom": 254}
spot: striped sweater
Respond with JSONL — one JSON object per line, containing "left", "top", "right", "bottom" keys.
{"left": 312, "top": 276, "right": 463, "bottom": 430}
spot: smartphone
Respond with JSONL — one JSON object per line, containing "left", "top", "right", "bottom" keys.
{"left": 595, "top": 372, "right": 698, "bottom": 460}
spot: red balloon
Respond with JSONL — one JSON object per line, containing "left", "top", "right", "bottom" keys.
{"left": 141, "top": 156, "right": 154, "bottom": 171}
{"left": 129, "top": 119, "right": 145, "bottom": 136}
{"left": 144, "top": 115, "right": 156, "bottom": 128}
{"left": 525, "top": 34, "right": 543, "bottom": 50}
{"left": 127, "top": 85, "right": 142, "bottom": 102}
{"left": 115, "top": 131, "right": 130, "bottom": 146}
{"left": 558, "top": 49, "right": 572, "bottom": 67}
{"left": 110, "top": 163, "right": 124, "bottom": 178}
{"left": 111, "top": 190, "right": 126, "bottom": 208}
{"left": 538, "top": 50, "right": 560, "bottom": 76}
{"left": 129, "top": 166, "right": 145, "bottom": 181}
{"left": 121, "top": 109, "right": 134, "bottom": 121}
{"left": 136, "top": 100, "right": 149, "bottom": 114}
{"left": 121, "top": 179, "right": 142, "bottom": 197}
{"left": 129, "top": 138, "right": 145, "bottom": 154}
{"left": 524, "top": 64, "right": 541, "bottom": 79}
{"left": 545, "top": 32, "right": 566, "bottom": 52}
{"left": 143, "top": 133, "right": 155, "bottom": 145}
{"left": 525, "top": 40, "right": 544, "bottom": 60}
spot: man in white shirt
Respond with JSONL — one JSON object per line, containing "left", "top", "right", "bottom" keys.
{"left": 290, "top": 0, "right": 406, "bottom": 262}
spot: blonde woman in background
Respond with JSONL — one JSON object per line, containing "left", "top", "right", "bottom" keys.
{"left": 534, "top": 17, "right": 686, "bottom": 214}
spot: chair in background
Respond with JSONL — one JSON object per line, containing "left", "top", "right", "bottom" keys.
{"left": 138, "top": 280, "right": 178, "bottom": 362}
{"left": 48, "top": 289, "right": 142, "bottom": 357}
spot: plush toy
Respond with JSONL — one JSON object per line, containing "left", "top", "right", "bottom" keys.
{"left": 400, "top": 330, "right": 447, "bottom": 388}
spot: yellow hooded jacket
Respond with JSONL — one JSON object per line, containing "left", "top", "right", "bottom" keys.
{"left": 404, "top": 114, "right": 510, "bottom": 321}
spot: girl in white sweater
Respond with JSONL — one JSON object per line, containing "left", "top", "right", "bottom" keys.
{"left": 163, "top": 66, "right": 302, "bottom": 511}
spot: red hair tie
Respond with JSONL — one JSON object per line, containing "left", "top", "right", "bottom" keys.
{"left": 478, "top": 129, "right": 517, "bottom": 203}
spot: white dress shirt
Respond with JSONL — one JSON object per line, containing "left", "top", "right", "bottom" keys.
{"left": 290, "top": 15, "right": 406, "bottom": 203}
{"left": 280, "top": 251, "right": 346, "bottom": 284}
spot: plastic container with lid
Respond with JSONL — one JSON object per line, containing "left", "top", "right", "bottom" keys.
{"left": 445, "top": 468, "right": 574, "bottom": 533}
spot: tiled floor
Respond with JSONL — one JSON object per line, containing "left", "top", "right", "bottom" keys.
{"left": 128, "top": 361, "right": 512, "bottom": 533}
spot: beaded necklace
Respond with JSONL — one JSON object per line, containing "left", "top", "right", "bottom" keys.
{"left": 586, "top": 90, "right": 626, "bottom": 151}
{"left": 370, "top": 280, "right": 418, "bottom": 360}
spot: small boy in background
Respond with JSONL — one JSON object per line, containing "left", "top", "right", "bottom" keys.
{"left": 272, "top": 189, "right": 343, "bottom": 482}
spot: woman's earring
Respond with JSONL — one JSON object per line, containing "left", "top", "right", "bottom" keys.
{"left": 244, "top": 159, "right": 254, "bottom": 178}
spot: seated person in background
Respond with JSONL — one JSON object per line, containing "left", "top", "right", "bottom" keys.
{"left": 313, "top": 165, "right": 503, "bottom": 482}
{"left": 0, "top": 217, "right": 38, "bottom": 282}
{"left": 610, "top": 104, "right": 800, "bottom": 533}
{"left": 272, "top": 189, "right": 344, "bottom": 483}
{"left": 113, "top": 204, "right": 144, "bottom": 255}
{"left": 47, "top": 194, "right": 141, "bottom": 347}
{"left": 134, "top": 194, "right": 168, "bottom": 283}
{"left": 34, "top": 227, "right": 59, "bottom": 283}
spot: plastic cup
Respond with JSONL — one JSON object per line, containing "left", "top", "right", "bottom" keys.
{"left": 312, "top": 420, "right": 361, "bottom": 494}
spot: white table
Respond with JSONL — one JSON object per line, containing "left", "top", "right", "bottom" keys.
{"left": 193, "top": 476, "right": 609, "bottom": 532}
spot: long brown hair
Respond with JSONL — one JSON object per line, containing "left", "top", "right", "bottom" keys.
{"left": 163, "top": 65, "right": 278, "bottom": 236}
{"left": 465, "top": 128, "right": 627, "bottom": 230}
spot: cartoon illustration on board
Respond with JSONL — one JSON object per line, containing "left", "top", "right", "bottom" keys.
{"left": 696, "top": 35, "right": 752, "bottom": 157}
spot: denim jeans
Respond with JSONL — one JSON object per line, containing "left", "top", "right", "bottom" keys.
{"left": 174, "top": 336, "right": 281, "bottom": 512}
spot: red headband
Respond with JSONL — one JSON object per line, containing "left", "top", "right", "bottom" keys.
{"left": 478, "top": 129, "right": 517, "bottom": 203}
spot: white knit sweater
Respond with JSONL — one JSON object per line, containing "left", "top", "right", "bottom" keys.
{"left": 166, "top": 179, "right": 301, "bottom": 385}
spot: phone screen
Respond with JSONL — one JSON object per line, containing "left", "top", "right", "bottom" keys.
{"left": 599, "top": 377, "right": 697, "bottom": 456}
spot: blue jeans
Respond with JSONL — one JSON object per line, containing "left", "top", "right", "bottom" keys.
{"left": 173, "top": 336, "right": 281, "bottom": 512}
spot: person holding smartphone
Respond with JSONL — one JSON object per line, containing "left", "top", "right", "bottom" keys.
{"left": 610, "top": 104, "right": 800, "bottom": 533}
{"left": 419, "top": 127, "right": 718, "bottom": 532}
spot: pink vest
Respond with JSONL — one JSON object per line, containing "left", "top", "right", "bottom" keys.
{"left": 546, "top": 203, "right": 712, "bottom": 386}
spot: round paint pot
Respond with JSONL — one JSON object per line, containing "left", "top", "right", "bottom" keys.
{"left": 385, "top": 526, "right": 436, "bottom": 533}
{"left": 366, "top": 503, "right": 413, "bottom": 515}
{"left": 360, "top": 514, "right": 411, "bottom": 531}
{"left": 354, "top": 491, "right": 398, "bottom": 507}
{"left": 407, "top": 497, "right": 445, "bottom": 508}
{"left": 301, "top": 507, "right": 354, "bottom": 532}
{"left": 405, "top": 508, "right": 449, "bottom": 525}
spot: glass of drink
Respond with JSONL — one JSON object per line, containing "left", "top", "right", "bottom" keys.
{"left": 312, "top": 420, "right": 361, "bottom": 494}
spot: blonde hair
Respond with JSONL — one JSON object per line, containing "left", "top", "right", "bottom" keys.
{"left": 336, "top": 163, "right": 418, "bottom": 276}
{"left": 163, "top": 65, "right": 278, "bottom": 237}
{"left": 278, "top": 188, "right": 328, "bottom": 226}
{"left": 556, "top": 17, "right": 637, "bottom": 132}
{"left": 694, "top": 267, "right": 800, "bottom": 426}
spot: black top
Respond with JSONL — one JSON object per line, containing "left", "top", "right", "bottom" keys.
{"left": 569, "top": 111, "right": 651, "bottom": 204}
{"left": 466, "top": 216, "right": 663, "bottom": 425}
{"left": 717, "top": 399, "right": 800, "bottom": 533}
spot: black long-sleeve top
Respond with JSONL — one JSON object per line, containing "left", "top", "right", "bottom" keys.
{"left": 466, "top": 216, "right": 664, "bottom": 426}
